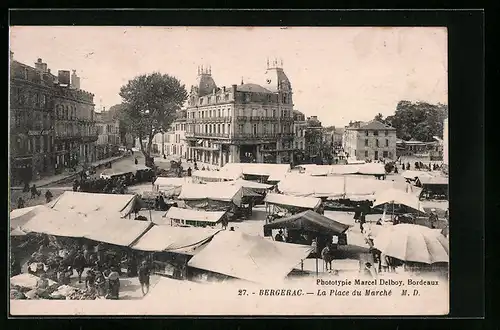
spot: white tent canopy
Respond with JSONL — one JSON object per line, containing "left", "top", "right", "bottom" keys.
{"left": 10, "top": 205, "right": 49, "bottom": 230}
{"left": 154, "top": 177, "right": 190, "bottom": 196}
{"left": 221, "top": 163, "right": 290, "bottom": 180}
{"left": 165, "top": 207, "right": 226, "bottom": 224}
{"left": 178, "top": 183, "right": 241, "bottom": 202}
{"left": 49, "top": 191, "right": 139, "bottom": 218}
{"left": 264, "top": 193, "right": 321, "bottom": 210}
{"left": 132, "top": 226, "right": 220, "bottom": 253}
{"left": 192, "top": 170, "right": 240, "bottom": 182}
{"left": 188, "top": 231, "right": 313, "bottom": 284}
{"left": 278, "top": 175, "right": 414, "bottom": 200}
{"left": 373, "top": 188, "right": 426, "bottom": 214}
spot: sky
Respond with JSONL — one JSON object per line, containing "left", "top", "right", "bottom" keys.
{"left": 10, "top": 26, "right": 447, "bottom": 127}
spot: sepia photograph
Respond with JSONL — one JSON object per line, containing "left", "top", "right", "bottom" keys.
{"left": 9, "top": 25, "right": 449, "bottom": 315}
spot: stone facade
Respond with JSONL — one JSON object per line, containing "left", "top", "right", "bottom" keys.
{"left": 95, "top": 109, "right": 121, "bottom": 160}
{"left": 343, "top": 120, "right": 397, "bottom": 161}
{"left": 185, "top": 61, "right": 295, "bottom": 166}
{"left": 10, "top": 56, "right": 57, "bottom": 184}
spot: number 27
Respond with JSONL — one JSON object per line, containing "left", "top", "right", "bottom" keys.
{"left": 238, "top": 289, "right": 246, "bottom": 296}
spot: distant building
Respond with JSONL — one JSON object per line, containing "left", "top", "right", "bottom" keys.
{"left": 293, "top": 110, "right": 306, "bottom": 151}
{"left": 185, "top": 60, "right": 295, "bottom": 166}
{"left": 162, "top": 110, "right": 188, "bottom": 158}
{"left": 9, "top": 55, "right": 97, "bottom": 184}
{"left": 10, "top": 55, "right": 57, "bottom": 184}
{"left": 396, "top": 138, "right": 443, "bottom": 161}
{"left": 95, "top": 108, "right": 121, "bottom": 160}
{"left": 304, "top": 116, "right": 324, "bottom": 162}
{"left": 343, "top": 120, "right": 397, "bottom": 161}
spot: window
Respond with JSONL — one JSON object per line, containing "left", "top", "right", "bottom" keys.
{"left": 239, "top": 124, "right": 244, "bottom": 133}
{"left": 272, "top": 109, "right": 276, "bottom": 117}
{"left": 383, "top": 151, "right": 388, "bottom": 158}
{"left": 365, "top": 139, "right": 368, "bottom": 147}
{"left": 374, "top": 151, "right": 379, "bottom": 159}
{"left": 228, "top": 124, "right": 231, "bottom": 134}
{"left": 263, "top": 124, "right": 268, "bottom": 134}
{"left": 374, "top": 131, "right": 379, "bottom": 136}
{"left": 365, "top": 150, "right": 368, "bottom": 158}
{"left": 385, "top": 139, "right": 389, "bottom": 147}
{"left": 218, "top": 109, "right": 221, "bottom": 117}
{"left": 365, "top": 130, "right": 369, "bottom": 136}
{"left": 385, "top": 130, "right": 389, "bottom": 136}
{"left": 253, "top": 124, "right": 257, "bottom": 135}
{"left": 376, "top": 139, "right": 379, "bottom": 147}
{"left": 274, "top": 124, "right": 278, "bottom": 133}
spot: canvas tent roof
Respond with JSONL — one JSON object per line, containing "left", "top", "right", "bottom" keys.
{"left": 84, "top": 219, "right": 153, "bottom": 247}
{"left": 178, "top": 183, "right": 241, "bottom": 202}
{"left": 417, "top": 176, "right": 449, "bottom": 185}
{"left": 373, "top": 188, "right": 426, "bottom": 214}
{"left": 21, "top": 208, "right": 106, "bottom": 238}
{"left": 357, "top": 163, "right": 386, "bottom": 175}
{"left": 231, "top": 179, "right": 272, "bottom": 190}
{"left": 192, "top": 170, "right": 240, "bottom": 181}
{"left": 264, "top": 210, "right": 350, "bottom": 235}
{"left": 165, "top": 207, "right": 226, "bottom": 224}
{"left": 187, "top": 231, "right": 313, "bottom": 284}
{"left": 264, "top": 193, "right": 321, "bottom": 210}
{"left": 154, "top": 177, "right": 189, "bottom": 196}
{"left": 222, "top": 163, "right": 290, "bottom": 179}
{"left": 10, "top": 205, "right": 49, "bottom": 230}
{"left": 402, "top": 171, "right": 432, "bottom": 180}
{"left": 132, "top": 225, "right": 220, "bottom": 254}
{"left": 278, "top": 176, "right": 410, "bottom": 199}
{"left": 49, "top": 191, "right": 140, "bottom": 218}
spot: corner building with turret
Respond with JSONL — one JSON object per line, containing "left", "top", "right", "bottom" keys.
{"left": 186, "top": 60, "right": 295, "bottom": 166}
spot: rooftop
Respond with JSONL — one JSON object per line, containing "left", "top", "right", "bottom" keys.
{"left": 236, "top": 83, "right": 273, "bottom": 94}
{"left": 347, "top": 120, "right": 396, "bottom": 131}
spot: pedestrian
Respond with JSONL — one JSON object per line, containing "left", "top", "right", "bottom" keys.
{"left": 17, "top": 197, "right": 25, "bottom": 209}
{"left": 105, "top": 267, "right": 120, "bottom": 299}
{"left": 187, "top": 167, "right": 192, "bottom": 177}
{"left": 394, "top": 166, "right": 398, "bottom": 174}
{"left": 221, "top": 216, "right": 228, "bottom": 230}
{"left": 429, "top": 209, "right": 438, "bottom": 229}
{"left": 229, "top": 227, "right": 235, "bottom": 231}
{"left": 359, "top": 212, "right": 366, "bottom": 234}
{"left": 73, "top": 251, "right": 86, "bottom": 283}
{"left": 138, "top": 260, "right": 151, "bottom": 296}
{"left": 45, "top": 190, "right": 53, "bottom": 203}
{"left": 134, "top": 157, "right": 138, "bottom": 165}
{"left": 30, "top": 184, "right": 40, "bottom": 199}
{"left": 85, "top": 268, "right": 96, "bottom": 292}
{"left": 353, "top": 204, "right": 361, "bottom": 223}
{"left": 321, "top": 244, "right": 334, "bottom": 271}
{"left": 127, "top": 254, "right": 138, "bottom": 277}
{"left": 274, "top": 230, "right": 285, "bottom": 242}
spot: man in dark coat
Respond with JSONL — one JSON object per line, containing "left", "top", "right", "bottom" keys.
{"left": 138, "top": 260, "right": 151, "bottom": 296}
{"left": 73, "top": 251, "right": 86, "bottom": 283}
{"left": 187, "top": 167, "right": 192, "bottom": 177}
{"left": 17, "top": 197, "right": 25, "bottom": 209}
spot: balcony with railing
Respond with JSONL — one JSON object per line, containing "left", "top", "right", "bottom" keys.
{"left": 187, "top": 116, "right": 232, "bottom": 123}
{"left": 232, "top": 132, "right": 295, "bottom": 140}
{"left": 185, "top": 132, "right": 230, "bottom": 139}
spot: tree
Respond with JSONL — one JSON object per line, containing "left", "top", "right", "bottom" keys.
{"left": 374, "top": 113, "right": 384, "bottom": 123}
{"left": 119, "top": 72, "right": 188, "bottom": 166}
{"left": 386, "top": 101, "right": 448, "bottom": 142}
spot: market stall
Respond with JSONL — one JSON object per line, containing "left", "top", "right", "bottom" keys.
{"left": 263, "top": 210, "right": 350, "bottom": 250}
{"left": 415, "top": 176, "right": 449, "bottom": 200}
{"left": 49, "top": 191, "right": 142, "bottom": 219}
{"left": 132, "top": 225, "right": 220, "bottom": 279}
{"left": 153, "top": 177, "right": 189, "bottom": 197}
{"left": 187, "top": 231, "right": 313, "bottom": 284}
{"left": 264, "top": 193, "right": 322, "bottom": 222}
{"left": 163, "top": 207, "right": 227, "bottom": 227}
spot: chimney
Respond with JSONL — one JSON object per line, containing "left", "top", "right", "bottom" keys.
{"left": 232, "top": 84, "right": 237, "bottom": 94}
{"left": 35, "top": 58, "right": 44, "bottom": 71}
{"left": 71, "top": 70, "right": 81, "bottom": 89}
{"left": 58, "top": 70, "right": 71, "bottom": 86}
{"left": 223, "top": 86, "right": 226, "bottom": 92}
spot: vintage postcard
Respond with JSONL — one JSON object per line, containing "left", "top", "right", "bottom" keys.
{"left": 9, "top": 25, "right": 449, "bottom": 315}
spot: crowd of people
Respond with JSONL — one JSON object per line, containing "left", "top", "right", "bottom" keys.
{"left": 400, "top": 161, "right": 442, "bottom": 171}
{"left": 13, "top": 238, "right": 154, "bottom": 300}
